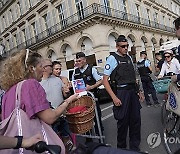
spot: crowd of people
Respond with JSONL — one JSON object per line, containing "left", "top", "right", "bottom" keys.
{"left": 0, "top": 16, "right": 179, "bottom": 154}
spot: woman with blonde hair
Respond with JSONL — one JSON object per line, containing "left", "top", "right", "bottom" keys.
{"left": 0, "top": 49, "right": 79, "bottom": 154}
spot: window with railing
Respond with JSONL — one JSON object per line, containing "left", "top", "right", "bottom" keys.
{"left": 13, "top": 34, "right": 17, "bottom": 47}
{"left": 15, "top": 3, "right": 21, "bottom": 19}
{"left": 19, "top": 0, "right": 26, "bottom": 15}
{"left": 21, "top": 29, "right": 26, "bottom": 44}
{"left": 100, "top": 0, "right": 111, "bottom": 15}
{"left": 146, "top": 9, "right": 150, "bottom": 25}
{"left": 135, "top": 4, "right": 140, "bottom": 23}
{"left": 35, "top": 18, "right": 44, "bottom": 39}
{"left": 57, "top": 3, "right": 67, "bottom": 28}
{"left": 152, "top": 12, "right": 158, "bottom": 28}
{"left": 75, "top": 0, "right": 85, "bottom": 20}
{"left": 31, "top": 22, "right": 36, "bottom": 36}
{"left": 5, "top": 39, "right": 10, "bottom": 51}
{"left": 24, "top": 0, "right": 30, "bottom": 13}
{"left": 25, "top": 25, "right": 32, "bottom": 46}
{"left": 9, "top": 36, "right": 13, "bottom": 49}
{"left": 112, "top": 0, "right": 127, "bottom": 19}
{"left": 8, "top": 9, "right": 13, "bottom": 24}
{"left": 29, "top": 0, "right": 39, "bottom": 7}
{"left": 16, "top": 31, "right": 23, "bottom": 45}
{"left": 0, "top": 16, "right": 5, "bottom": 32}
{"left": 42, "top": 14, "right": 49, "bottom": 30}
{"left": 17, "top": 2, "right": 22, "bottom": 16}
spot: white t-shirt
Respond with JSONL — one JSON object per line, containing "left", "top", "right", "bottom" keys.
{"left": 40, "top": 75, "right": 64, "bottom": 109}
{"left": 159, "top": 58, "right": 180, "bottom": 77}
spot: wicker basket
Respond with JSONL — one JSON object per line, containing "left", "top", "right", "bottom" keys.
{"left": 65, "top": 96, "right": 95, "bottom": 134}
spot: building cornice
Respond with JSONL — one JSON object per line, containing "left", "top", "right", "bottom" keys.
{"left": 30, "top": 13, "right": 175, "bottom": 51}
{"left": 143, "top": 0, "right": 152, "bottom": 7}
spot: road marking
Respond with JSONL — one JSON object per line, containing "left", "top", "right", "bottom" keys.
{"left": 101, "top": 104, "right": 113, "bottom": 112}
{"left": 102, "top": 113, "right": 113, "bottom": 121}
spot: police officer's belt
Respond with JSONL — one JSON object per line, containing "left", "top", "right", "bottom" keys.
{"left": 117, "top": 84, "right": 136, "bottom": 90}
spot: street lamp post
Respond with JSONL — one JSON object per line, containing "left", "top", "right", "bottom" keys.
{"left": 81, "top": 42, "right": 85, "bottom": 52}
{"left": 0, "top": 44, "right": 5, "bottom": 57}
{"left": 63, "top": 50, "right": 67, "bottom": 68}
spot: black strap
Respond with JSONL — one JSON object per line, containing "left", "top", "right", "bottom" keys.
{"left": 14, "top": 136, "right": 23, "bottom": 149}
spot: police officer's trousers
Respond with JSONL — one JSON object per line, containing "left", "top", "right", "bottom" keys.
{"left": 141, "top": 76, "right": 158, "bottom": 105}
{"left": 113, "top": 88, "right": 141, "bottom": 151}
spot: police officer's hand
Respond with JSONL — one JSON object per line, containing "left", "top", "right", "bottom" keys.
{"left": 138, "top": 91, "right": 145, "bottom": 103}
{"left": 86, "top": 84, "right": 93, "bottom": 91}
{"left": 112, "top": 96, "right": 122, "bottom": 106}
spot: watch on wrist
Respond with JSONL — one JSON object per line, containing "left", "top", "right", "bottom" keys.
{"left": 14, "top": 136, "right": 23, "bottom": 149}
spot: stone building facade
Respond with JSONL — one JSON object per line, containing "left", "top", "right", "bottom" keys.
{"left": 0, "top": 0, "right": 179, "bottom": 69}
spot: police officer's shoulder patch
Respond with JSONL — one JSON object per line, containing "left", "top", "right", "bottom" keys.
{"left": 105, "top": 64, "right": 110, "bottom": 70}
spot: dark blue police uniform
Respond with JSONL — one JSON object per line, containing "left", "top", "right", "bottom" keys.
{"left": 137, "top": 59, "right": 159, "bottom": 106}
{"left": 104, "top": 52, "right": 141, "bottom": 151}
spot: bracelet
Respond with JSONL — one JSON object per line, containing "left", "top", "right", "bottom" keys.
{"left": 14, "top": 136, "right": 23, "bottom": 149}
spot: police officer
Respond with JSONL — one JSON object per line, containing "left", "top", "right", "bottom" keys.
{"left": 137, "top": 51, "right": 159, "bottom": 107}
{"left": 72, "top": 52, "right": 104, "bottom": 135}
{"left": 103, "top": 35, "right": 142, "bottom": 151}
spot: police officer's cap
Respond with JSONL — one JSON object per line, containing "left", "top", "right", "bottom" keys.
{"left": 115, "top": 35, "right": 128, "bottom": 43}
{"left": 76, "top": 52, "right": 86, "bottom": 59}
{"left": 140, "top": 51, "right": 147, "bottom": 56}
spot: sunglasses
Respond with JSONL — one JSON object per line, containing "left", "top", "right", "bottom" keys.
{"left": 119, "top": 44, "right": 129, "bottom": 48}
{"left": 76, "top": 60, "right": 82, "bottom": 63}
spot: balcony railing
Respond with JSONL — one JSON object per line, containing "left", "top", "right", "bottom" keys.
{"left": 2, "top": 3, "right": 175, "bottom": 56}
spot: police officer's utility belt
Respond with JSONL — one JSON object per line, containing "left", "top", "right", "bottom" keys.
{"left": 117, "top": 84, "right": 136, "bottom": 90}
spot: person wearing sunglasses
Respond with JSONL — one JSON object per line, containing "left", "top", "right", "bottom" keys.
{"left": 155, "top": 52, "right": 164, "bottom": 73}
{"left": 137, "top": 51, "right": 159, "bottom": 107}
{"left": 103, "top": 35, "right": 143, "bottom": 151}
{"left": 158, "top": 50, "right": 180, "bottom": 79}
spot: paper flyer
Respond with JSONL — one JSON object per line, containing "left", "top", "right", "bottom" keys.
{"left": 72, "top": 78, "right": 87, "bottom": 96}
